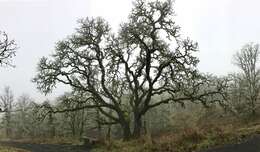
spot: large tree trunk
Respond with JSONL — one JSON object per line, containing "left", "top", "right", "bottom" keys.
{"left": 121, "top": 122, "right": 131, "bottom": 140}
{"left": 132, "top": 114, "right": 142, "bottom": 138}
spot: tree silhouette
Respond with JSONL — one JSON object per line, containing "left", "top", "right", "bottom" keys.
{"left": 33, "top": 0, "right": 225, "bottom": 139}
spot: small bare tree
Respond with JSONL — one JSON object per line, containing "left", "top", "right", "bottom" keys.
{"left": 0, "top": 86, "right": 14, "bottom": 137}
{"left": 0, "top": 31, "right": 17, "bottom": 67}
{"left": 233, "top": 43, "right": 260, "bottom": 115}
{"left": 14, "top": 94, "right": 33, "bottom": 138}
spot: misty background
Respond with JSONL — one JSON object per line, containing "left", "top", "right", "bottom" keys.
{"left": 0, "top": 0, "right": 259, "bottom": 102}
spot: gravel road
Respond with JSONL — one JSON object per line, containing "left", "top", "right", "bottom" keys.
{"left": 201, "top": 135, "right": 260, "bottom": 152}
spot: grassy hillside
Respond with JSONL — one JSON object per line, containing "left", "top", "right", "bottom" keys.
{"left": 92, "top": 120, "right": 260, "bottom": 152}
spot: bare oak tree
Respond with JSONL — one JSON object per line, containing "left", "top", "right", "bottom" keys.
{"left": 33, "top": 0, "right": 224, "bottom": 139}
{"left": 233, "top": 43, "right": 260, "bottom": 115}
{"left": 0, "top": 31, "right": 17, "bottom": 67}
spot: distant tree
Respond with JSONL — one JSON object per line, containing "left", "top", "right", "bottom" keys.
{"left": 0, "top": 31, "right": 17, "bottom": 67}
{"left": 33, "top": 0, "right": 225, "bottom": 139}
{"left": 0, "top": 86, "right": 14, "bottom": 137}
{"left": 13, "top": 94, "right": 33, "bottom": 138}
{"left": 222, "top": 73, "right": 247, "bottom": 116}
{"left": 40, "top": 100, "right": 56, "bottom": 138}
{"left": 56, "top": 92, "right": 87, "bottom": 137}
{"left": 233, "top": 43, "right": 260, "bottom": 115}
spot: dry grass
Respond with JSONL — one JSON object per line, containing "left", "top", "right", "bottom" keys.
{"left": 0, "top": 146, "right": 29, "bottom": 152}
{"left": 92, "top": 119, "right": 260, "bottom": 152}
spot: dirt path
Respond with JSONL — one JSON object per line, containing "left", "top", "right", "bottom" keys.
{"left": 201, "top": 134, "right": 260, "bottom": 152}
{"left": 0, "top": 141, "right": 91, "bottom": 152}
{"left": 4, "top": 135, "right": 260, "bottom": 152}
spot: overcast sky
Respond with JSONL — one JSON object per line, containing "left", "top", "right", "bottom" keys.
{"left": 0, "top": 0, "right": 260, "bottom": 102}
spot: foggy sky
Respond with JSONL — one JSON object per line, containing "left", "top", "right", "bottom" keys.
{"left": 0, "top": 0, "right": 260, "bottom": 102}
